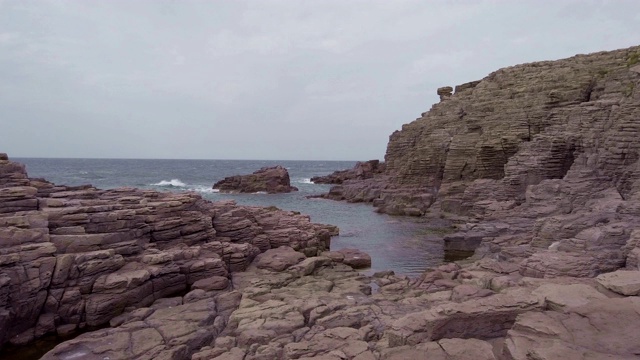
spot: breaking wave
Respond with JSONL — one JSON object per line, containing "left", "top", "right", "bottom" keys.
{"left": 191, "top": 185, "right": 219, "bottom": 194}
{"left": 151, "top": 179, "right": 187, "bottom": 187}
{"left": 297, "top": 178, "right": 313, "bottom": 184}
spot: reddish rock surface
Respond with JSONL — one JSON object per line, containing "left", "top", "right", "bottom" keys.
{"left": 5, "top": 45, "right": 640, "bottom": 360}
{"left": 311, "top": 160, "right": 385, "bottom": 185}
{"left": 0, "top": 155, "right": 335, "bottom": 349}
{"left": 213, "top": 165, "right": 298, "bottom": 194}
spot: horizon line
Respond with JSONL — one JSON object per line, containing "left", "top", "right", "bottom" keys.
{"left": 10, "top": 156, "right": 371, "bottom": 162}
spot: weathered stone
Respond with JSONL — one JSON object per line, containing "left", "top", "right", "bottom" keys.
{"left": 504, "top": 297, "right": 640, "bottom": 359}
{"left": 596, "top": 270, "right": 640, "bottom": 296}
{"left": 337, "top": 248, "right": 372, "bottom": 269}
{"left": 213, "top": 166, "right": 299, "bottom": 194}
{"left": 531, "top": 283, "right": 608, "bottom": 310}
{"left": 192, "top": 276, "right": 230, "bottom": 291}
{"left": 251, "top": 246, "right": 306, "bottom": 272}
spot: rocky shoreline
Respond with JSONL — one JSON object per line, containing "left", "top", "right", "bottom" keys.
{"left": 2, "top": 45, "right": 640, "bottom": 360}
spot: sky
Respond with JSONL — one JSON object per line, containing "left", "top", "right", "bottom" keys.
{"left": 1, "top": 1, "right": 639, "bottom": 160}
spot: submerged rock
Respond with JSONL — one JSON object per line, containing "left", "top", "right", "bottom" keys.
{"left": 213, "top": 165, "right": 299, "bottom": 194}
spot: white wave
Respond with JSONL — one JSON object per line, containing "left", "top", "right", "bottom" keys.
{"left": 151, "top": 179, "right": 186, "bottom": 187}
{"left": 190, "top": 185, "right": 219, "bottom": 194}
{"left": 297, "top": 178, "right": 313, "bottom": 184}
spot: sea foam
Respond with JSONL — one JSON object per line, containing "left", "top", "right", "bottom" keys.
{"left": 190, "top": 185, "right": 219, "bottom": 194}
{"left": 151, "top": 179, "right": 186, "bottom": 187}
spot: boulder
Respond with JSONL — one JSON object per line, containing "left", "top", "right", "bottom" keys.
{"left": 213, "top": 166, "right": 298, "bottom": 193}
{"left": 337, "top": 248, "right": 372, "bottom": 269}
{"left": 251, "top": 246, "right": 306, "bottom": 272}
{"left": 596, "top": 270, "right": 640, "bottom": 296}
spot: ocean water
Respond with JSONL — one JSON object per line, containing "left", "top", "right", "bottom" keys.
{"left": 15, "top": 158, "right": 448, "bottom": 276}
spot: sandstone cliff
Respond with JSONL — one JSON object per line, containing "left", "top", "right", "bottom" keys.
{"left": 329, "top": 46, "right": 640, "bottom": 215}
{"left": 324, "top": 46, "right": 640, "bottom": 278}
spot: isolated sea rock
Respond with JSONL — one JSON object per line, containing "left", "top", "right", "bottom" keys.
{"left": 213, "top": 165, "right": 299, "bottom": 194}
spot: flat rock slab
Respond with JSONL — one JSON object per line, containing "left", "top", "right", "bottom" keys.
{"left": 252, "top": 246, "right": 306, "bottom": 272}
{"left": 505, "top": 297, "right": 640, "bottom": 359}
{"left": 192, "top": 276, "right": 230, "bottom": 291}
{"left": 596, "top": 270, "right": 640, "bottom": 296}
{"left": 532, "top": 283, "right": 608, "bottom": 310}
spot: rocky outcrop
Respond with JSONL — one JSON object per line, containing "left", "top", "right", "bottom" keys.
{"left": 318, "top": 46, "right": 640, "bottom": 278}
{"left": 213, "top": 165, "right": 299, "bottom": 193}
{"left": 39, "top": 247, "right": 640, "bottom": 360}
{"left": 323, "top": 46, "right": 640, "bottom": 217}
{"left": 311, "top": 160, "right": 385, "bottom": 184}
{"left": 0, "top": 155, "right": 335, "bottom": 349}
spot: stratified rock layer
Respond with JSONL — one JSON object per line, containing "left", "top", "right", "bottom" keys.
{"left": 311, "top": 160, "right": 385, "bottom": 185}
{"left": 323, "top": 46, "right": 640, "bottom": 279}
{"left": 328, "top": 46, "right": 640, "bottom": 217}
{"left": 0, "top": 155, "right": 335, "bottom": 348}
{"left": 213, "top": 165, "right": 299, "bottom": 193}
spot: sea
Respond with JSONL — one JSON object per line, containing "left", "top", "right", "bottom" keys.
{"left": 15, "top": 158, "right": 448, "bottom": 277}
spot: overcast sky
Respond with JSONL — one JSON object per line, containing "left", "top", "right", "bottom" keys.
{"left": 1, "top": 0, "right": 639, "bottom": 160}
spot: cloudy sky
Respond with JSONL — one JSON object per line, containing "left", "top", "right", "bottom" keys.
{"left": 1, "top": 1, "right": 639, "bottom": 160}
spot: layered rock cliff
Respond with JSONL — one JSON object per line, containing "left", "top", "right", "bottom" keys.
{"left": 324, "top": 46, "right": 640, "bottom": 278}
{"left": 329, "top": 45, "right": 640, "bottom": 216}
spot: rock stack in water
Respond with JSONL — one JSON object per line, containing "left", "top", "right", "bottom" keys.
{"left": 213, "top": 165, "right": 299, "bottom": 193}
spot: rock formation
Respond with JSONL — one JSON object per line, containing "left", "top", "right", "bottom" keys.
{"left": 4, "top": 45, "right": 640, "bottom": 360}
{"left": 310, "top": 160, "right": 385, "bottom": 184}
{"left": 40, "top": 249, "right": 640, "bottom": 360}
{"left": 0, "top": 155, "right": 334, "bottom": 350}
{"left": 323, "top": 46, "right": 640, "bottom": 218}
{"left": 213, "top": 165, "right": 299, "bottom": 193}
{"left": 320, "top": 46, "right": 640, "bottom": 277}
